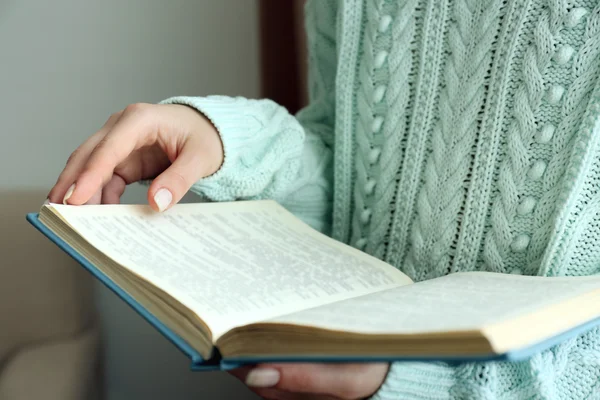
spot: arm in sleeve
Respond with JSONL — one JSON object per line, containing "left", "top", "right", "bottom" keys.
{"left": 370, "top": 328, "right": 600, "bottom": 399}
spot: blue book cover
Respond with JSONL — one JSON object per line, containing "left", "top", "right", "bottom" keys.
{"left": 26, "top": 212, "right": 600, "bottom": 370}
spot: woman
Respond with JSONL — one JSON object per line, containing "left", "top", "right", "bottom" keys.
{"left": 48, "top": 0, "right": 600, "bottom": 398}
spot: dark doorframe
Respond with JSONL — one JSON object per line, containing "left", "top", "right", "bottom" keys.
{"left": 259, "top": 0, "right": 307, "bottom": 114}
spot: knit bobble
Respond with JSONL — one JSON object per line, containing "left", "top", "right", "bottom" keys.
{"left": 378, "top": 15, "right": 392, "bottom": 33}
{"left": 364, "top": 178, "right": 377, "bottom": 195}
{"left": 554, "top": 45, "right": 574, "bottom": 65}
{"left": 368, "top": 147, "right": 381, "bottom": 164}
{"left": 546, "top": 85, "right": 565, "bottom": 105}
{"left": 355, "top": 238, "right": 367, "bottom": 251}
{"left": 374, "top": 51, "right": 388, "bottom": 68}
{"left": 373, "top": 85, "right": 387, "bottom": 103}
{"left": 566, "top": 7, "right": 587, "bottom": 28}
{"left": 536, "top": 124, "right": 555, "bottom": 144}
{"left": 527, "top": 160, "right": 547, "bottom": 180}
{"left": 361, "top": 208, "right": 372, "bottom": 224}
{"left": 517, "top": 196, "right": 536, "bottom": 215}
{"left": 510, "top": 268, "right": 523, "bottom": 275}
{"left": 372, "top": 116, "right": 384, "bottom": 133}
{"left": 511, "top": 234, "right": 531, "bottom": 252}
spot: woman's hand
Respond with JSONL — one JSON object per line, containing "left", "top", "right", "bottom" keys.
{"left": 48, "top": 103, "right": 223, "bottom": 210}
{"left": 230, "top": 363, "right": 389, "bottom": 400}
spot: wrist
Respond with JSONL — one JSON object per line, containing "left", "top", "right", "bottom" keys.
{"left": 177, "top": 104, "right": 225, "bottom": 177}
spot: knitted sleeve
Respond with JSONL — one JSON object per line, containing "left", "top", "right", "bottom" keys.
{"left": 371, "top": 329, "right": 600, "bottom": 399}
{"left": 158, "top": 0, "right": 338, "bottom": 234}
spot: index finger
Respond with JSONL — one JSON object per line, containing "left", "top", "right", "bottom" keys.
{"left": 66, "top": 104, "right": 155, "bottom": 205}
{"left": 48, "top": 111, "right": 122, "bottom": 203}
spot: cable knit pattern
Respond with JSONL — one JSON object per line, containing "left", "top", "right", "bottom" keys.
{"left": 159, "top": 0, "right": 600, "bottom": 398}
{"left": 407, "top": 0, "right": 501, "bottom": 280}
{"left": 351, "top": 0, "right": 419, "bottom": 259}
{"left": 351, "top": 0, "right": 383, "bottom": 255}
{"left": 482, "top": 0, "right": 563, "bottom": 273}
{"left": 385, "top": 0, "right": 450, "bottom": 272}
{"left": 372, "top": 0, "right": 419, "bottom": 259}
{"left": 528, "top": 3, "right": 600, "bottom": 274}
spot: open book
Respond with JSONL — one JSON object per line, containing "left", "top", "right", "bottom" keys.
{"left": 27, "top": 200, "right": 600, "bottom": 370}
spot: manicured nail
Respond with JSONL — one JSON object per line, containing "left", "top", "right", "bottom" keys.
{"left": 63, "top": 184, "right": 75, "bottom": 205}
{"left": 154, "top": 188, "right": 172, "bottom": 212}
{"left": 245, "top": 368, "right": 280, "bottom": 388}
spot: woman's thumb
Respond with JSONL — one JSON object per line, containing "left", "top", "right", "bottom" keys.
{"left": 151, "top": 186, "right": 175, "bottom": 212}
{"left": 147, "top": 143, "right": 212, "bottom": 212}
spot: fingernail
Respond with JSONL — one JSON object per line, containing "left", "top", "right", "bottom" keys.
{"left": 154, "top": 188, "right": 172, "bottom": 212}
{"left": 63, "top": 184, "right": 75, "bottom": 205}
{"left": 245, "top": 368, "right": 280, "bottom": 388}
{"left": 43, "top": 198, "right": 50, "bottom": 206}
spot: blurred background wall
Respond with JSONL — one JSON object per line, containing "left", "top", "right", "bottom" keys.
{"left": 0, "top": 0, "right": 261, "bottom": 398}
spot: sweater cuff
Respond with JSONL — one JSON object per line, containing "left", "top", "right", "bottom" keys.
{"left": 370, "top": 362, "right": 455, "bottom": 400}
{"left": 159, "top": 95, "right": 263, "bottom": 201}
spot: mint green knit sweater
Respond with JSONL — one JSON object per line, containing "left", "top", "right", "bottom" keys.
{"left": 161, "top": 0, "right": 600, "bottom": 398}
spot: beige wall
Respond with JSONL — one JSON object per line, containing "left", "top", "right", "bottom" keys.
{"left": 1, "top": 1, "right": 260, "bottom": 398}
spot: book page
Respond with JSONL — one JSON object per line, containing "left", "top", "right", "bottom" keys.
{"left": 48, "top": 201, "right": 411, "bottom": 338}
{"left": 269, "top": 272, "right": 600, "bottom": 334}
